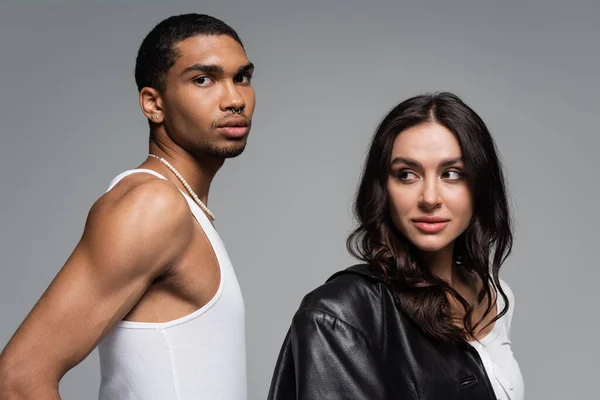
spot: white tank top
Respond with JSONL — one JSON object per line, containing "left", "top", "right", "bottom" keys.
{"left": 97, "top": 169, "right": 247, "bottom": 400}
{"left": 469, "top": 281, "right": 524, "bottom": 400}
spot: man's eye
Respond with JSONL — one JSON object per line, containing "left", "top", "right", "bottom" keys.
{"left": 194, "top": 76, "right": 213, "bottom": 86}
{"left": 234, "top": 74, "right": 251, "bottom": 84}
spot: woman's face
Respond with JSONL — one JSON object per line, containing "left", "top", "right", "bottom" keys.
{"left": 387, "top": 122, "right": 473, "bottom": 253}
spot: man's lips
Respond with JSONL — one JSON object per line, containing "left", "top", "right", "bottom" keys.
{"left": 216, "top": 118, "right": 250, "bottom": 138}
{"left": 216, "top": 117, "right": 249, "bottom": 128}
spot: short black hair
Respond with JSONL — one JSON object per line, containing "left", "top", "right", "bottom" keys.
{"left": 135, "top": 13, "right": 244, "bottom": 92}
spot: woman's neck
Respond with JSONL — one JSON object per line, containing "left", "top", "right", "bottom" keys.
{"left": 423, "top": 244, "right": 461, "bottom": 287}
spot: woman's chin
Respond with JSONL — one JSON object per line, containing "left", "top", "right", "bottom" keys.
{"left": 410, "top": 236, "right": 453, "bottom": 253}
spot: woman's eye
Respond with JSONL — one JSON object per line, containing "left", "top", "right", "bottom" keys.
{"left": 394, "top": 170, "right": 418, "bottom": 181}
{"left": 444, "top": 170, "right": 463, "bottom": 180}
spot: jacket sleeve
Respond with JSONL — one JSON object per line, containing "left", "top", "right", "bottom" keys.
{"left": 289, "top": 307, "right": 389, "bottom": 400}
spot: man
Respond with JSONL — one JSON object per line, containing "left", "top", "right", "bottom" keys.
{"left": 0, "top": 13, "right": 255, "bottom": 400}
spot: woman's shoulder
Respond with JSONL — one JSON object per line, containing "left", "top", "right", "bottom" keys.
{"left": 496, "top": 278, "right": 516, "bottom": 330}
{"left": 294, "top": 264, "right": 392, "bottom": 333}
{"left": 497, "top": 278, "right": 516, "bottom": 307}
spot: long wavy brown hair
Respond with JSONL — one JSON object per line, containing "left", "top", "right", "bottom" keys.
{"left": 347, "top": 92, "right": 513, "bottom": 344}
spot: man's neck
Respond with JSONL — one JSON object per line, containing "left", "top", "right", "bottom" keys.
{"left": 146, "top": 140, "right": 223, "bottom": 205}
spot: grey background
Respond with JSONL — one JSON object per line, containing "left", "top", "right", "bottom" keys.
{"left": 0, "top": 1, "right": 598, "bottom": 399}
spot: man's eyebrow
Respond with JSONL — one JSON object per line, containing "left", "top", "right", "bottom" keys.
{"left": 236, "top": 63, "right": 254, "bottom": 75}
{"left": 181, "top": 64, "right": 224, "bottom": 76}
{"left": 181, "top": 62, "right": 255, "bottom": 77}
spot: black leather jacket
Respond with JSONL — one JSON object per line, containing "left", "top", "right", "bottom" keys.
{"left": 268, "top": 264, "right": 496, "bottom": 399}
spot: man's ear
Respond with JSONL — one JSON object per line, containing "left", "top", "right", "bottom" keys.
{"left": 139, "top": 87, "right": 164, "bottom": 124}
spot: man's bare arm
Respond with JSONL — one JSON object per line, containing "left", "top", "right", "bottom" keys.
{"left": 0, "top": 179, "right": 193, "bottom": 399}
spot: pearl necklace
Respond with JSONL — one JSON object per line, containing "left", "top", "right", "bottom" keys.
{"left": 148, "top": 154, "right": 215, "bottom": 221}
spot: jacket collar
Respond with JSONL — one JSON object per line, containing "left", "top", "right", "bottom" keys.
{"left": 327, "top": 263, "right": 389, "bottom": 284}
{"left": 330, "top": 264, "right": 485, "bottom": 353}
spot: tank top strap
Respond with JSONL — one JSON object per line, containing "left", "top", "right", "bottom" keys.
{"left": 106, "top": 168, "right": 168, "bottom": 191}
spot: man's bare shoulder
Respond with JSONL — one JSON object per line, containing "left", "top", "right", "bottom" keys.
{"left": 81, "top": 173, "right": 194, "bottom": 276}
{"left": 95, "top": 172, "right": 189, "bottom": 219}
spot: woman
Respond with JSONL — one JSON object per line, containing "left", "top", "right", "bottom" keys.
{"left": 268, "top": 92, "right": 524, "bottom": 399}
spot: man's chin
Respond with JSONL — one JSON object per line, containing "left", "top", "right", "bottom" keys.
{"left": 201, "top": 141, "right": 247, "bottom": 159}
{"left": 220, "top": 142, "right": 247, "bottom": 158}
